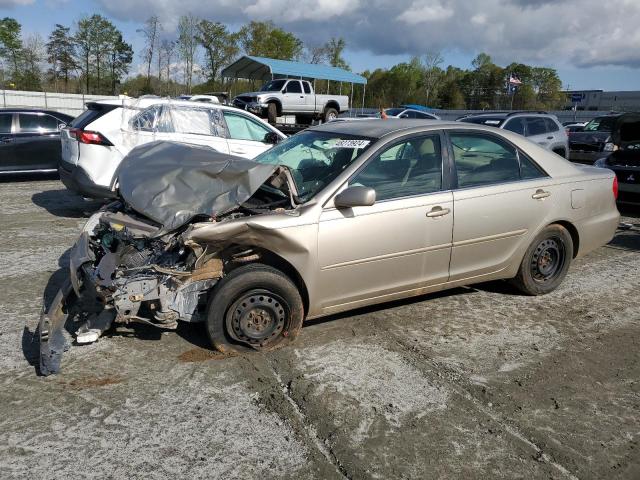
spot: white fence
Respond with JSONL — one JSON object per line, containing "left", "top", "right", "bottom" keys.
{"left": 0, "top": 90, "right": 120, "bottom": 117}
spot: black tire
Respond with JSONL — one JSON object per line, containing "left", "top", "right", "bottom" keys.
{"left": 323, "top": 107, "right": 338, "bottom": 123}
{"left": 510, "top": 224, "right": 573, "bottom": 295}
{"left": 206, "top": 264, "right": 304, "bottom": 354}
{"left": 267, "top": 102, "right": 278, "bottom": 124}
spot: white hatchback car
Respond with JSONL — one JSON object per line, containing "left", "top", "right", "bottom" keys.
{"left": 59, "top": 98, "right": 286, "bottom": 198}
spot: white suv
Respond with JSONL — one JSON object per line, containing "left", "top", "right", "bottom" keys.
{"left": 59, "top": 98, "right": 286, "bottom": 199}
{"left": 457, "top": 112, "right": 569, "bottom": 158}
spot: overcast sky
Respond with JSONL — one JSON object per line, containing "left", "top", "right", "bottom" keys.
{"left": 2, "top": 0, "right": 639, "bottom": 90}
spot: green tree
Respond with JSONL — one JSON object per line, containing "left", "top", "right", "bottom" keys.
{"left": 238, "top": 21, "right": 302, "bottom": 60}
{"left": 46, "top": 24, "right": 77, "bottom": 92}
{"left": 196, "top": 20, "right": 239, "bottom": 83}
{"left": 325, "top": 37, "right": 348, "bottom": 69}
{"left": 108, "top": 33, "right": 133, "bottom": 94}
{"left": 75, "top": 15, "right": 130, "bottom": 94}
{"left": 0, "top": 17, "right": 23, "bottom": 83}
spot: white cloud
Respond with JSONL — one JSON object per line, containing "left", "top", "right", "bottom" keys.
{"left": 94, "top": 0, "right": 640, "bottom": 69}
{"left": 0, "top": 0, "right": 34, "bottom": 6}
{"left": 397, "top": 1, "right": 454, "bottom": 24}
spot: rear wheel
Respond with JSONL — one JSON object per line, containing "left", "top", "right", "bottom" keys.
{"left": 510, "top": 224, "right": 573, "bottom": 295}
{"left": 323, "top": 107, "right": 338, "bottom": 123}
{"left": 206, "top": 264, "right": 304, "bottom": 354}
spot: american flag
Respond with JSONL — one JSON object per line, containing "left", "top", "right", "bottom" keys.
{"left": 508, "top": 74, "right": 522, "bottom": 86}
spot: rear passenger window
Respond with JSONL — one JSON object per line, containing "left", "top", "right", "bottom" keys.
{"left": 451, "top": 134, "right": 547, "bottom": 187}
{"left": 352, "top": 135, "right": 442, "bottom": 201}
{"left": 526, "top": 118, "right": 547, "bottom": 136}
{"left": 519, "top": 153, "right": 546, "bottom": 180}
{"left": 503, "top": 117, "right": 525, "bottom": 135}
{"left": 0, "top": 113, "right": 11, "bottom": 133}
{"left": 450, "top": 134, "right": 520, "bottom": 188}
{"left": 18, "top": 114, "right": 58, "bottom": 132}
{"left": 303, "top": 82, "right": 311, "bottom": 94}
{"left": 544, "top": 118, "right": 559, "bottom": 132}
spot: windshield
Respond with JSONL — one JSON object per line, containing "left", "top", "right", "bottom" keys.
{"left": 260, "top": 80, "right": 287, "bottom": 92}
{"left": 459, "top": 116, "right": 505, "bottom": 126}
{"left": 583, "top": 116, "right": 616, "bottom": 132}
{"left": 253, "top": 131, "right": 374, "bottom": 201}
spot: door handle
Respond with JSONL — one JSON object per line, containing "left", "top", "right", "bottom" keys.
{"left": 0, "top": 137, "right": 13, "bottom": 143}
{"left": 426, "top": 206, "right": 451, "bottom": 218}
{"left": 532, "top": 189, "right": 551, "bottom": 200}
{"left": 546, "top": 136, "right": 554, "bottom": 140}
{"left": 230, "top": 148, "right": 248, "bottom": 155}
{"left": 299, "top": 96, "right": 304, "bottom": 98}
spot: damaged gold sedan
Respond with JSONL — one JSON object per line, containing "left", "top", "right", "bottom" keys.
{"left": 40, "top": 120, "right": 620, "bottom": 374}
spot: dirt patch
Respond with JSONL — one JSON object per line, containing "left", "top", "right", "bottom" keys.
{"left": 178, "top": 347, "right": 228, "bottom": 363}
{"left": 62, "top": 375, "right": 124, "bottom": 389}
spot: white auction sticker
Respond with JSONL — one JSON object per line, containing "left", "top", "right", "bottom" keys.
{"left": 335, "top": 139, "right": 371, "bottom": 148}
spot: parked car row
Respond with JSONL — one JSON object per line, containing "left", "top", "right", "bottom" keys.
{"left": 0, "top": 109, "right": 73, "bottom": 174}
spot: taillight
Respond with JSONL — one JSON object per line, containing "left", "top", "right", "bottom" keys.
{"left": 69, "top": 128, "right": 111, "bottom": 146}
{"left": 613, "top": 176, "right": 619, "bottom": 200}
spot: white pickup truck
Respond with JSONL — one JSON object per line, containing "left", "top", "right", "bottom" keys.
{"left": 232, "top": 79, "right": 349, "bottom": 124}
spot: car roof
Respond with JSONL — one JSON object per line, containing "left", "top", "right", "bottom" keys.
{"left": 310, "top": 119, "right": 477, "bottom": 138}
{"left": 0, "top": 107, "right": 72, "bottom": 118}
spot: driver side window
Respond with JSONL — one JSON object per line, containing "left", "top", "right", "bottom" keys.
{"left": 352, "top": 135, "right": 443, "bottom": 201}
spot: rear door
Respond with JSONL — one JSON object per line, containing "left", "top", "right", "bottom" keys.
{"left": 166, "top": 106, "right": 230, "bottom": 153}
{"left": 14, "top": 113, "right": 63, "bottom": 171}
{"left": 0, "top": 113, "right": 16, "bottom": 171}
{"left": 525, "top": 116, "right": 553, "bottom": 148}
{"left": 447, "top": 131, "right": 554, "bottom": 281}
{"left": 222, "top": 111, "right": 276, "bottom": 158}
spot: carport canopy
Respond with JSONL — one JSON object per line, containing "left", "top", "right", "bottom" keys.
{"left": 221, "top": 55, "right": 367, "bottom": 85}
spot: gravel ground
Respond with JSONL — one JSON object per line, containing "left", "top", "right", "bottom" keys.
{"left": 0, "top": 177, "right": 638, "bottom": 480}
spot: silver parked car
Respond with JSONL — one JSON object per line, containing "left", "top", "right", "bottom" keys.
{"left": 40, "top": 120, "right": 620, "bottom": 374}
{"left": 458, "top": 111, "right": 569, "bottom": 158}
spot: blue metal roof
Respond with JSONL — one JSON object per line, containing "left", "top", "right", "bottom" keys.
{"left": 401, "top": 104, "right": 434, "bottom": 111}
{"left": 221, "top": 55, "right": 367, "bottom": 85}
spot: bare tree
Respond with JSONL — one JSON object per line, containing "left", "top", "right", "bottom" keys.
{"left": 422, "top": 50, "right": 443, "bottom": 104}
{"left": 177, "top": 14, "right": 198, "bottom": 93}
{"left": 160, "top": 39, "right": 175, "bottom": 94}
{"left": 138, "top": 16, "right": 161, "bottom": 88}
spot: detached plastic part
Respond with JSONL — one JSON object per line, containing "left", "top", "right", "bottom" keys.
{"left": 75, "top": 309, "right": 116, "bottom": 344}
{"left": 39, "top": 280, "right": 73, "bottom": 376}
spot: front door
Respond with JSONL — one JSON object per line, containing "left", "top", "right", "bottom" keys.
{"left": 223, "top": 111, "right": 275, "bottom": 158}
{"left": 14, "top": 113, "right": 62, "bottom": 171}
{"left": 317, "top": 133, "right": 454, "bottom": 312}
{"left": 282, "top": 80, "right": 306, "bottom": 113}
{"left": 447, "top": 131, "right": 554, "bottom": 280}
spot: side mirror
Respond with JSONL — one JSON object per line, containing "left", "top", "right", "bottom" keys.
{"left": 263, "top": 132, "right": 281, "bottom": 144}
{"left": 334, "top": 186, "right": 376, "bottom": 208}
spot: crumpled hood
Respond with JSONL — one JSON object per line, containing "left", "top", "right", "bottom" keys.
{"left": 115, "top": 141, "right": 278, "bottom": 234}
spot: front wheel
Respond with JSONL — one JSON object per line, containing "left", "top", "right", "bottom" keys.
{"left": 510, "top": 224, "right": 573, "bottom": 295}
{"left": 206, "top": 264, "right": 304, "bottom": 354}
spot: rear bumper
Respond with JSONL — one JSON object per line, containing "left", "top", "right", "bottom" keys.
{"left": 59, "top": 163, "right": 116, "bottom": 199}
